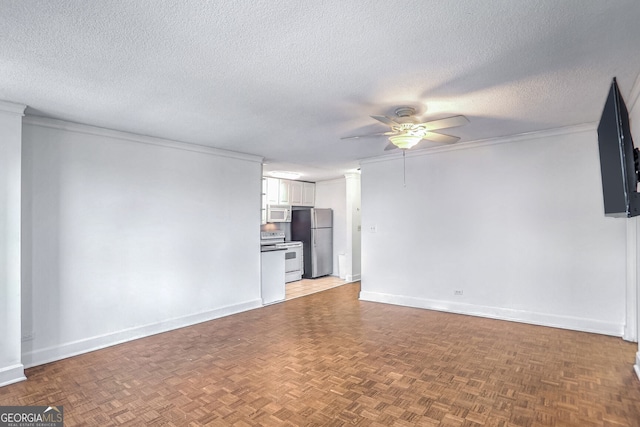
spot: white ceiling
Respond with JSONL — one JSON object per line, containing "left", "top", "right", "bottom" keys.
{"left": 2, "top": 1, "right": 640, "bottom": 181}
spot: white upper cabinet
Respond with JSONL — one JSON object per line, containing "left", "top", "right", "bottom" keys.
{"left": 278, "top": 179, "right": 290, "bottom": 205}
{"left": 289, "top": 181, "right": 303, "bottom": 205}
{"left": 264, "top": 177, "right": 315, "bottom": 207}
{"left": 261, "top": 178, "right": 267, "bottom": 224}
{"left": 265, "top": 177, "right": 280, "bottom": 205}
{"left": 302, "top": 182, "right": 315, "bottom": 206}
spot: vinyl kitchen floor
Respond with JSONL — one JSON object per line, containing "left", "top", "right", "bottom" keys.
{"left": 285, "top": 275, "right": 348, "bottom": 300}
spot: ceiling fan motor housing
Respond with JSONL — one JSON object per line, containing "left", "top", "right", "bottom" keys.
{"left": 394, "top": 107, "right": 417, "bottom": 118}
{"left": 393, "top": 107, "right": 420, "bottom": 125}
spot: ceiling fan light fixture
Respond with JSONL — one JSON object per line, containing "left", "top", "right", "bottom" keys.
{"left": 388, "top": 134, "right": 422, "bottom": 150}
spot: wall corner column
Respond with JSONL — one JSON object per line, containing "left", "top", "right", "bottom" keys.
{"left": 627, "top": 70, "right": 640, "bottom": 380}
{"left": 625, "top": 217, "right": 638, "bottom": 342}
{"left": 344, "top": 172, "right": 361, "bottom": 282}
{"left": 0, "top": 100, "right": 26, "bottom": 387}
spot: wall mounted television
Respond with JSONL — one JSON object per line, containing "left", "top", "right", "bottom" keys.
{"left": 596, "top": 77, "right": 640, "bottom": 217}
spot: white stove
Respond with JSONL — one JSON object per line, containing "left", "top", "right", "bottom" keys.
{"left": 260, "top": 231, "right": 303, "bottom": 282}
{"left": 275, "top": 241, "right": 303, "bottom": 249}
{"left": 260, "top": 231, "right": 286, "bottom": 250}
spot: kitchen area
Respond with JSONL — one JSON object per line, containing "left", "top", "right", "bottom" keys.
{"left": 259, "top": 176, "right": 335, "bottom": 305}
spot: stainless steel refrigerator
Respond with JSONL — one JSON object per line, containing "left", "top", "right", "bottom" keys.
{"left": 291, "top": 208, "right": 332, "bottom": 278}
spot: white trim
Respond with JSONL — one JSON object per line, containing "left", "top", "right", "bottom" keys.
{"left": 625, "top": 217, "right": 639, "bottom": 341}
{"left": 360, "top": 122, "right": 597, "bottom": 165}
{"left": 316, "top": 177, "right": 346, "bottom": 185}
{"left": 346, "top": 274, "right": 361, "bottom": 282}
{"left": 22, "top": 299, "right": 263, "bottom": 369}
{"left": 344, "top": 171, "right": 361, "bottom": 179}
{"left": 359, "top": 291, "right": 623, "bottom": 337}
{"left": 0, "top": 364, "right": 26, "bottom": 387}
{"left": 635, "top": 352, "right": 640, "bottom": 382}
{"left": 22, "top": 115, "right": 263, "bottom": 163}
{"left": 0, "top": 100, "right": 26, "bottom": 116}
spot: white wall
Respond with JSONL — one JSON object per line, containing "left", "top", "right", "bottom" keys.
{"left": 360, "top": 124, "right": 627, "bottom": 336}
{"left": 21, "top": 117, "right": 263, "bottom": 367}
{"left": 0, "top": 101, "right": 26, "bottom": 386}
{"left": 315, "top": 178, "right": 347, "bottom": 276}
{"left": 628, "top": 74, "right": 640, "bottom": 378}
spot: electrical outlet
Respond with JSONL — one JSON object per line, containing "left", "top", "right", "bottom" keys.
{"left": 454, "top": 290, "right": 463, "bottom": 296}
{"left": 369, "top": 225, "right": 377, "bottom": 233}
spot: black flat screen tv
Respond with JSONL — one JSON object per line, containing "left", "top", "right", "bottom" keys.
{"left": 596, "top": 77, "right": 640, "bottom": 217}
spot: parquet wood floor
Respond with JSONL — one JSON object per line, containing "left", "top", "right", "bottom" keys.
{"left": 2, "top": 282, "right": 640, "bottom": 426}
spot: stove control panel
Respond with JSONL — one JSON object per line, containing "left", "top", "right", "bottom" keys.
{"left": 260, "top": 231, "right": 285, "bottom": 240}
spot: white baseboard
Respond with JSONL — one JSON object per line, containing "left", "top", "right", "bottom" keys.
{"left": 346, "top": 273, "right": 361, "bottom": 282}
{"left": 0, "top": 363, "right": 26, "bottom": 387}
{"left": 359, "top": 291, "right": 623, "bottom": 337}
{"left": 635, "top": 352, "right": 640, "bottom": 382}
{"left": 22, "top": 299, "right": 263, "bottom": 368}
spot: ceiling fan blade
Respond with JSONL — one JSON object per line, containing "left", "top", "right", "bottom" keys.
{"left": 420, "top": 115, "right": 469, "bottom": 131}
{"left": 384, "top": 142, "right": 398, "bottom": 151}
{"left": 371, "top": 115, "right": 399, "bottom": 127}
{"left": 422, "top": 131, "right": 460, "bottom": 144}
{"left": 341, "top": 131, "right": 394, "bottom": 140}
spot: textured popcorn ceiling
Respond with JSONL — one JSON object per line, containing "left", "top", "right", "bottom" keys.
{"left": 2, "top": 1, "right": 640, "bottom": 181}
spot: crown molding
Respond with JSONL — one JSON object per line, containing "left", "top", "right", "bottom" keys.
{"left": 22, "top": 115, "right": 263, "bottom": 163}
{"left": 315, "top": 177, "right": 345, "bottom": 185}
{"left": 0, "top": 100, "right": 26, "bottom": 116}
{"left": 344, "top": 171, "right": 361, "bottom": 180}
{"left": 360, "top": 122, "right": 598, "bottom": 166}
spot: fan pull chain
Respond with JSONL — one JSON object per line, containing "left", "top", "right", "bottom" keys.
{"left": 403, "top": 149, "right": 406, "bottom": 187}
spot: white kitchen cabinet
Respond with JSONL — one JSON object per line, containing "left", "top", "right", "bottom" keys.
{"left": 278, "top": 179, "right": 290, "bottom": 205}
{"left": 289, "top": 181, "right": 303, "bottom": 205}
{"left": 261, "top": 249, "right": 285, "bottom": 305}
{"left": 261, "top": 178, "right": 267, "bottom": 224}
{"left": 302, "top": 182, "right": 315, "bottom": 206}
{"left": 265, "top": 177, "right": 280, "bottom": 205}
{"left": 264, "top": 177, "right": 314, "bottom": 207}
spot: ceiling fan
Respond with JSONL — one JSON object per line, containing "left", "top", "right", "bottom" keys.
{"left": 343, "top": 106, "right": 469, "bottom": 150}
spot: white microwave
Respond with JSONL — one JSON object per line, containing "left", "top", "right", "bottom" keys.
{"left": 267, "top": 205, "right": 291, "bottom": 223}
